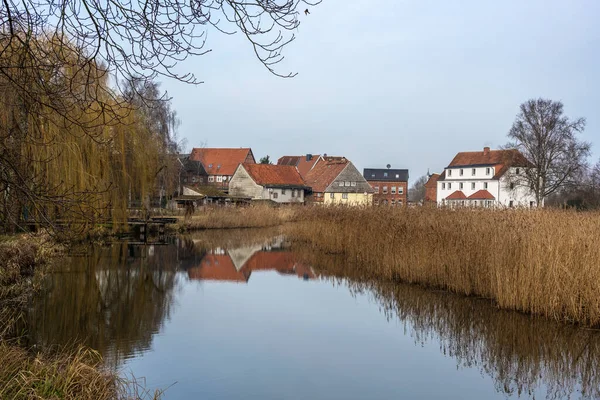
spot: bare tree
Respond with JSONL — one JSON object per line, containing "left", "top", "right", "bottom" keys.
{"left": 408, "top": 175, "right": 427, "bottom": 204}
{"left": 506, "top": 98, "right": 590, "bottom": 207}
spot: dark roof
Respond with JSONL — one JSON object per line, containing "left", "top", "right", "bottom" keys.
{"left": 363, "top": 168, "right": 409, "bottom": 182}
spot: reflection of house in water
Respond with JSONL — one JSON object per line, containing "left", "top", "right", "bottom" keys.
{"left": 187, "top": 240, "right": 315, "bottom": 283}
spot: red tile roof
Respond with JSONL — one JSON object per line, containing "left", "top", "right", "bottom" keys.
{"left": 242, "top": 164, "right": 306, "bottom": 187}
{"left": 445, "top": 190, "right": 467, "bottom": 200}
{"left": 468, "top": 190, "right": 495, "bottom": 200}
{"left": 189, "top": 148, "right": 254, "bottom": 176}
{"left": 187, "top": 254, "right": 249, "bottom": 282}
{"left": 304, "top": 158, "right": 348, "bottom": 193}
{"left": 424, "top": 174, "right": 440, "bottom": 188}
{"left": 448, "top": 148, "right": 531, "bottom": 168}
{"left": 277, "top": 155, "right": 321, "bottom": 178}
{"left": 241, "top": 251, "right": 316, "bottom": 279}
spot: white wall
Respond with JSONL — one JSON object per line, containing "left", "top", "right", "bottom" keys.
{"left": 497, "top": 168, "right": 538, "bottom": 207}
{"left": 260, "top": 187, "right": 305, "bottom": 204}
{"left": 443, "top": 166, "right": 496, "bottom": 181}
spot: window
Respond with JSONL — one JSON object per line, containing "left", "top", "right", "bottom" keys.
{"left": 351, "top": 181, "right": 357, "bottom": 187}
{"left": 516, "top": 168, "right": 520, "bottom": 174}
{"left": 330, "top": 193, "right": 334, "bottom": 199}
{"left": 442, "top": 183, "right": 446, "bottom": 190}
{"left": 342, "top": 193, "right": 348, "bottom": 200}
{"left": 317, "top": 193, "right": 322, "bottom": 197}
{"left": 272, "top": 192, "right": 278, "bottom": 199}
{"left": 208, "top": 164, "right": 213, "bottom": 168}
{"left": 191, "top": 177, "right": 197, "bottom": 183}
{"left": 510, "top": 183, "right": 515, "bottom": 190}
{"left": 448, "top": 170, "right": 452, "bottom": 177}
{"left": 383, "top": 186, "right": 388, "bottom": 194}
{"left": 374, "top": 186, "right": 380, "bottom": 193}
{"left": 391, "top": 186, "right": 396, "bottom": 194}
{"left": 344, "top": 181, "right": 351, "bottom": 187}
{"left": 339, "top": 182, "right": 344, "bottom": 186}
{"left": 398, "top": 200, "right": 403, "bottom": 206}
{"left": 395, "top": 174, "right": 400, "bottom": 178}
{"left": 509, "top": 200, "right": 514, "bottom": 208}
{"left": 530, "top": 201, "right": 535, "bottom": 208}
{"left": 460, "top": 169, "right": 464, "bottom": 176}
{"left": 459, "top": 182, "right": 464, "bottom": 190}
{"left": 208, "top": 176, "right": 215, "bottom": 182}
{"left": 471, "top": 182, "right": 475, "bottom": 190}
{"left": 486, "top": 167, "right": 491, "bottom": 175}
{"left": 473, "top": 200, "right": 478, "bottom": 206}
{"left": 222, "top": 176, "right": 227, "bottom": 181}
{"left": 216, "top": 176, "right": 223, "bottom": 182}
{"left": 391, "top": 200, "right": 395, "bottom": 206}
{"left": 484, "top": 182, "right": 488, "bottom": 189}
{"left": 472, "top": 168, "right": 476, "bottom": 176}
{"left": 383, "top": 172, "right": 388, "bottom": 178}
{"left": 398, "top": 187, "right": 404, "bottom": 194}
{"left": 448, "top": 183, "right": 452, "bottom": 190}
{"left": 292, "top": 190, "right": 296, "bottom": 198}
{"left": 371, "top": 173, "right": 375, "bottom": 178}
{"left": 282, "top": 189, "right": 286, "bottom": 195}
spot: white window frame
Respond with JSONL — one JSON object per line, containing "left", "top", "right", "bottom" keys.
{"left": 484, "top": 182, "right": 488, "bottom": 189}
{"left": 398, "top": 187, "right": 404, "bottom": 195}
{"left": 448, "top": 169, "right": 452, "bottom": 177}
{"left": 342, "top": 193, "right": 348, "bottom": 200}
{"left": 374, "top": 186, "right": 380, "bottom": 193}
{"left": 459, "top": 182, "right": 464, "bottom": 190}
{"left": 460, "top": 169, "right": 464, "bottom": 176}
{"left": 208, "top": 176, "right": 215, "bottom": 182}
{"left": 391, "top": 186, "right": 396, "bottom": 194}
{"left": 383, "top": 186, "right": 388, "bottom": 194}
{"left": 486, "top": 167, "right": 491, "bottom": 175}
{"left": 442, "top": 183, "right": 446, "bottom": 190}
{"left": 472, "top": 168, "right": 476, "bottom": 176}
{"left": 471, "top": 182, "right": 476, "bottom": 190}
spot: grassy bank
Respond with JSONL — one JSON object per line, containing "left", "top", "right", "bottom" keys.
{"left": 175, "top": 204, "right": 298, "bottom": 231}
{"left": 0, "top": 235, "right": 161, "bottom": 400}
{"left": 288, "top": 207, "right": 600, "bottom": 327}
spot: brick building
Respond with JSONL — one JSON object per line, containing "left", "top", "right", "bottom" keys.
{"left": 424, "top": 173, "right": 440, "bottom": 205}
{"left": 188, "top": 148, "right": 255, "bottom": 191}
{"left": 363, "top": 168, "right": 409, "bottom": 206}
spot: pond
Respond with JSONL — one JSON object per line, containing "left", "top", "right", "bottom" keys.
{"left": 26, "top": 229, "right": 600, "bottom": 399}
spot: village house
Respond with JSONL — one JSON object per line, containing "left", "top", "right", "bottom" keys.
{"left": 363, "top": 167, "right": 409, "bottom": 206}
{"left": 304, "top": 156, "right": 374, "bottom": 205}
{"left": 424, "top": 173, "right": 440, "bottom": 205}
{"left": 177, "top": 155, "right": 208, "bottom": 190}
{"left": 437, "top": 147, "right": 537, "bottom": 207}
{"left": 277, "top": 154, "right": 322, "bottom": 178}
{"left": 188, "top": 147, "right": 256, "bottom": 191}
{"left": 228, "top": 163, "right": 307, "bottom": 203}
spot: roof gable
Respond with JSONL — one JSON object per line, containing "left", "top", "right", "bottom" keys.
{"left": 189, "top": 148, "right": 255, "bottom": 176}
{"left": 242, "top": 164, "right": 306, "bottom": 187}
{"left": 304, "top": 158, "right": 349, "bottom": 193}
{"left": 468, "top": 190, "right": 495, "bottom": 200}
{"left": 424, "top": 173, "right": 440, "bottom": 188}
{"left": 277, "top": 155, "right": 321, "bottom": 178}
{"left": 326, "top": 162, "right": 374, "bottom": 193}
{"left": 445, "top": 190, "right": 467, "bottom": 200}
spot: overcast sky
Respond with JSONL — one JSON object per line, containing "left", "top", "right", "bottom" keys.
{"left": 163, "top": 0, "right": 599, "bottom": 183}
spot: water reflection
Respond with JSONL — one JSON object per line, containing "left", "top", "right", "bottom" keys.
{"left": 300, "top": 249, "right": 600, "bottom": 399}
{"left": 24, "top": 230, "right": 600, "bottom": 399}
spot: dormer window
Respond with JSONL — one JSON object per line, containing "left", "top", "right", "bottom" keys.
{"left": 383, "top": 172, "right": 388, "bottom": 178}
{"left": 208, "top": 164, "right": 213, "bottom": 168}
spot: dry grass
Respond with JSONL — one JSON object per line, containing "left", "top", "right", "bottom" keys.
{"left": 175, "top": 204, "right": 299, "bottom": 231}
{"left": 0, "top": 345, "right": 163, "bottom": 400}
{"left": 288, "top": 206, "right": 600, "bottom": 327}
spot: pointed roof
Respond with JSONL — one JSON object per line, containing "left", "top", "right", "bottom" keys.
{"left": 241, "top": 251, "right": 316, "bottom": 279}
{"left": 241, "top": 164, "right": 306, "bottom": 187}
{"left": 467, "top": 190, "right": 495, "bottom": 200}
{"left": 189, "top": 148, "right": 254, "bottom": 176}
{"left": 187, "top": 254, "right": 250, "bottom": 282}
{"left": 445, "top": 190, "right": 467, "bottom": 200}
{"left": 277, "top": 155, "right": 321, "bottom": 178}
{"left": 304, "top": 158, "right": 349, "bottom": 193}
{"left": 424, "top": 173, "right": 440, "bottom": 188}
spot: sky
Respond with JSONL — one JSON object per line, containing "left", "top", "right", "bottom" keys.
{"left": 162, "top": 0, "right": 600, "bottom": 184}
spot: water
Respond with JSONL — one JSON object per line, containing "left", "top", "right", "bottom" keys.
{"left": 27, "top": 229, "right": 600, "bottom": 399}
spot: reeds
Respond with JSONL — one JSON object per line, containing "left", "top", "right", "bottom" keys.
{"left": 176, "top": 204, "right": 299, "bottom": 231}
{"left": 288, "top": 207, "right": 600, "bottom": 327}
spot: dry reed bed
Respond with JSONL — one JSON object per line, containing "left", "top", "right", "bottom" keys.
{"left": 176, "top": 204, "right": 299, "bottom": 231}
{"left": 288, "top": 207, "right": 600, "bottom": 327}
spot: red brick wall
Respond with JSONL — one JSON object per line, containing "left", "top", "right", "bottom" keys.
{"left": 367, "top": 180, "right": 408, "bottom": 206}
{"left": 425, "top": 185, "right": 437, "bottom": 203}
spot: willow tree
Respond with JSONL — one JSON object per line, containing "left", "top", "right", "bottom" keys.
{"left": 0, "top": 35, "right": 176, "bottom": 234}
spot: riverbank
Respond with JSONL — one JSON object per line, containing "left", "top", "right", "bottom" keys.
{"left": 0, "top": 235, "right": 162, "bottom": 400}
{"left": 174, "top": 204, "right": 298, "bottom": 231}
{"left": 287, "top": 207, "right": 600, "bottom": 327}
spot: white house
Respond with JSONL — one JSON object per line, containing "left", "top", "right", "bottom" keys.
{"left": 229, "top": 163, "right": 307, "bottom": 204}
{"left": 436, "top": 147, "right": 537, "bottom": 208}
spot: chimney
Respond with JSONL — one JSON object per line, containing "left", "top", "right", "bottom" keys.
{"left": 483, "top": 146, "right": 490, "bottom": 155}
{"left": 306, "top": 154, "right": 312, "bottom": 162}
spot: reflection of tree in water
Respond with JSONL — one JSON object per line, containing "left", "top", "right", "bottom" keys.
{"left": 297, "top": 248, "right": 600, "bottom": 399}
{"left": 27, "top": 239, "right": 204, "bottom": 369}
